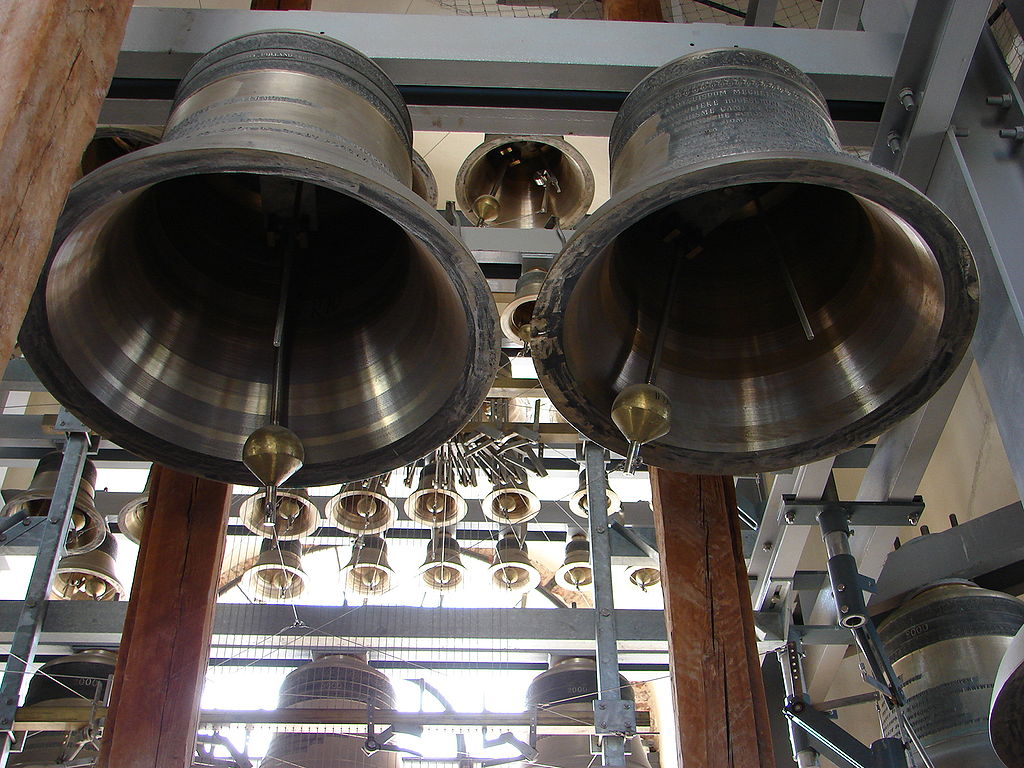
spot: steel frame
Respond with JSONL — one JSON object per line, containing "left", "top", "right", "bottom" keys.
{"left": 1, "top": 0, "right": 1023, "bottom": 715}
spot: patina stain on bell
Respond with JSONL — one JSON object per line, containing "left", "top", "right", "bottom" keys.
{"left": 531, "top": 48, "right": 979, "bottom": 474}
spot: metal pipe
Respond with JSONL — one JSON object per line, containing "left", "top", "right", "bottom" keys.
{"left": 585, "top": 442, "right": 631, "bottom": 767}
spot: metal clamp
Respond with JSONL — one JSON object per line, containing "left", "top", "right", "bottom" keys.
{"left": 593, "top": 699, "right": 636, "bottom": 735}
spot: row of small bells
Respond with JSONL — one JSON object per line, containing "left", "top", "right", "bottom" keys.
{"left": 229, "top": 451, "right": 660, "bottom": 602}
{"left": 0, "top": 452, "right": 124, "bottom": 602}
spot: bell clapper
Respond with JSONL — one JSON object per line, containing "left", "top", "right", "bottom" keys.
{"left": 614, "top": 248, "right": 685, "bottom": 474}
{"left": 473, "top": 145, "right": 520, "bottom": 226}
{"left": 752, "top": 195, "right": 815, "bottom": 342}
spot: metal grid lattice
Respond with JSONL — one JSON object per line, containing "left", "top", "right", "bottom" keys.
{"left": 427, "top": 0, "right": 821, "bottom": 27}
{"left": 774, "top": 0, "right": 820, "bottom": 29}
{"left": 990, "top": 2, "right": 1024, "bottom": 79}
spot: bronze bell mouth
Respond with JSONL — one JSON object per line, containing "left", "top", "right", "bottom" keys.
{"left": 531, "top": 48, "right": 979, "bottom": 474}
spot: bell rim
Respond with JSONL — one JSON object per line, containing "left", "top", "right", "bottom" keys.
{"left": 568, "top": 486, "right": 621, "bottom": 518}
{"left": 244, "top": 557, "right": 308, "bottom": 601}
{"left": 239, "top": 488, "right": 322, "bottom": 540}
{"left": 554, "top": 561, "right": 594, "bottom": 591}
{"left": 116, "top": 494, "right": 148, "bottom": 545}
{"left": 52, "top": 566, "right": 124, "bottom": 602}
{"left": 480, "top": 487, "right": 542, "bottom": 525}
{"left": 531, "top": 151, "right": 979, "bottom": 475}
{"left": 325, "top": 488, "right": 399, "bottom": 535}
{"left": 455, "top": 134, "right": 595, "bottom": 229}
{"left": 2, "top": 490, "right": 106, "bottom": 554}
{"left": 487, "top": 560, "right": 541, "bottom": 594}
{"left": 403, "top": 486, "right": 469, "bottom": 527}
{"left": 21, "top": 139, "right": 499, "bottom": 488}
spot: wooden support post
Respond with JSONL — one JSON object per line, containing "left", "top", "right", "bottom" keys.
{"left": 650, "top": 469, "right": 775, "bottom": 768}
{"left": 602, "top": 0, "right": 665, "bottom": 22}
{"left": 97, "top": 466, "right": 231, "bottom": 768}
{"left": 0, "top": 1, "right": 132, "bottom": 380}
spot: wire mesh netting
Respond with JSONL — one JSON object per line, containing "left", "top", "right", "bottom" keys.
{"left": 428, "top": 0, "right": 823, "bottom": 26}
{"left": 990, "top": 2, "right": 1024, "bottom": 79}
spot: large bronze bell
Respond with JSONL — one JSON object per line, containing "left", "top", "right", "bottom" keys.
{"left": 526, "top": 657, "right": 652, "bottom": 768}
{"left": 991, "top": 624, "right": 1024, "bottom": 768}
{"left": 11, "top": 650, "right": 117, "bottom": 768}
{"left": 243, "top": 539, "right": 308, "bottom": 603}
{"left": 531, "top": 48, "right": 979, "bottom": 474}
{"left": 20, "top": 31, "right": 497, "bottom": 486}
{"left": 51, "top": 528, "right": 124, "bottom": 601}
{"left": 262, "top": 654, "right": 400, "bottom": 768}
{"left": 326, "top": 476, "right": 398, "bottom": 535}
{"left": 456, "top": 135, "right": 594, "bottom": 228}
{"left": 1, "top": 451, "right": 105, "bottom": 554}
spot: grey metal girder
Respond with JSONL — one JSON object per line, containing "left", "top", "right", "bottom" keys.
{"left": 928, "top": 30, "right": 1024, "bottom": 499}
{"left": 113, "top": 8, "right": 900, "bottom": 101}
{"left": 0, "top": 602, "right": 667, "bottom": 659}
{"left": 817, "top": 0, "right": 866, "bottom": 31}
{"left": 870, "top": 502, "right": 1024, "bottom": 613}
{"left": 869, "top": 0, "right": 991, "bottom": 190}
{"left": 802, "top": 356, "right": 972, "bottom": 699}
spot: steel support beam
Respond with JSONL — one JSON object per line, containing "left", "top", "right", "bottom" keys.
{"left": 802, "top": 355, "right": 971, "bottom": 699}
{"left": 113, "top": 8, "right": 900, "bottom": 100}
{"left": 817, "top": 0, "right": 865, "bottom": 31}
{"left": 929, "top": 29, "right": 1024, "bottom": 499}
{"left": 869, "top": 0, "right": 991, "bottom": 189}
{"left": 586, "top": 442, "right": 632, "bottom": 766}
{"left": 0, "top": 601, "right": 668, "bottom": 658}
{"left": 0, "top": 422, "right": 89, "bottom": 768}
{"left": 745, "top": 0, "right": 778, "bottom": 27}
{"left": 748, "top": 459, "right": 836, "bottom": 620}
{"left": 871, "top": 502, "right": 1024, "bottom": 613}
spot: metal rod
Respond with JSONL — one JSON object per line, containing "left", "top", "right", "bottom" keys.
{"left": 0, "top": 427, "right": 90, "bottom": 768}
{"left": 268, "top": 182, "right": 304, "bottom": 427}
{"left": 585, "top": 442, "right": 631, "bottom": 767}
{"left": 644, "top": 253, "right": 685, "bottom": 387}
{"left": 753, "top": 196, "right": 815, "bottom": 341}
{"left": 0, "top": 509, "right": 29, "bottom": 539}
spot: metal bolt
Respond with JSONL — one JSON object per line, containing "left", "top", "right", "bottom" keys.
{"left": 898, "top": 87, "right": 916, "bottom": 111}
{"left": 836, "top": 583, "right": 845, "bottom": 592}
{"left": 25, "top": 600, "right": 37, "bottom": 608}
{"left": 887, "top": 131, "right": 902, "bottom": 154}
{"left": 762, "top": 541, "right": 773, "bottom": 552}
{"left": 596, "top": 526, "right": 606, "bottom": 534}
{"left": 840, "top": 605, "right": 850, "bottom": 614}
{"left": 999, "top": 126, "right": 1024, "bottom": 141}
{"left": 785, "top": 510, "right": 796, "bottom": 524}
{"left": 987, "top": 93, "right": 1013, "bottom": 108}
{"left": 599, "top": 704, "right": 606, "bottom": 710}
{"left": 600, "top": 609, "right": 611, "bottom": 617}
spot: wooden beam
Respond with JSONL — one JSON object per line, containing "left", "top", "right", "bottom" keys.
{"left": 97, "top": 466, "right": 231, "bottom": 768}
{"left": 650, "top": 469, "right": 774, "bottom": 768}
{"left": 602, "top": 0, "right": 665, "bottom": 22}
{"left": 0, "top": 1, "right": 132, "bottom": 380}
